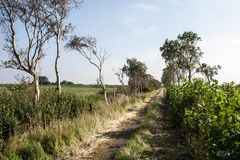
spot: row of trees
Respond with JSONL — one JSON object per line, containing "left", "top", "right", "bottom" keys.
{"left": 0, "top": 0, "right": 114, "bottom": 103}
{"left": 118, "top": 58, "right": 161, "bottom": 95}
{"left": 0, "top": 0, "right": 83, "bottom": 102}
{"left": 0, "top": 0, "right": 160, "bottom": 104}
{"left": 160, "top": 31, "right": 221, "bottom": 86}
{"left": 39, "top": 76, "right": 75, "bottom": 85}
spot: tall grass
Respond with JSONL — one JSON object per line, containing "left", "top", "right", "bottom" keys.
{"left": 0, "top": 86, "right": 153, "bottom": 160}
{"left": 0, "top": 87, "right": 99, "bottom": 143}
{"left": 114, "top": 100, "right": 160, "bottom": 160}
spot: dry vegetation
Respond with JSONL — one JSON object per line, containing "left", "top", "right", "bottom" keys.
{"left": 0, "top": 86, "right": 157, "bottom": 160}
{"left": 114, "top": 89, "right": 193, "bottom": 160}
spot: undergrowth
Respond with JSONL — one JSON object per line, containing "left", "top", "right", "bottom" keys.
{"left": 0, "top": 87, "right": 156, "bottom": 160}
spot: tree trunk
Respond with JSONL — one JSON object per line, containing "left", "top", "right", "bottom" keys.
{"left": 139, "top": 83, "right": 143, "bottom": 94}
{"left": 172, "top": 73, "right": 176, "bottom": 85}
{"left": 102, "top": 83, "right": 108, "bottom": 104}
{"left": 188, "top": 69, "right": 192, "bottom": 82}
{"left": 55, "top": 31, "right": 61, "bottom": 94}
{"left": 33, "top": 73, "right": 40, "bottom": 103}
{"left": 99, "top": 69, "right": 108, "bottom": 104}
{"left": 177, "top": 76, "right": 180, "bottom": 85}
{"left": 176, "top": 70, "right": 180, "bottom": 85}
{"left": 120, "top": 81, "right": 125, "bottom": 94}
{"left": 103, "top": 88, "right": 108, "bottom": 104}
{"left": 113, "top": 87, "right": 116, "bottom": 99}
{"left": 207, "top": 76, "right": 211, "bottom": 85}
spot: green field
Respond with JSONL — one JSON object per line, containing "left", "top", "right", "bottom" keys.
{"left": 0, "top": 84, "right": 120, "bottom": 96}
{"left": 41, "top": 85, "right": 117, "bottom": 96}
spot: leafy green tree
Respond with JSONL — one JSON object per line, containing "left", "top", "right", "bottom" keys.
{"left": 160, "top": 39, "right": 180, "bottom": 63}
{"left": 160, "top": 31, "right": 203, "bottom": 83}
{"left": 160, "top": 39, "right": 184, "bottom": 85}
{"left": 122, "top": 58, "right": 148, "bottom": 94}
{"left": 143, "top": 74, "right": 161, "bottom": 92}
{"left": 177, "top": 31, "right": 203, "bottom": 82}
{"left": 197, "top": 63, "right": 221, "bottom": 84}
{"left": 161, "top": 63, "right": 177, "bottom": 86}
{"left": 39, "top": 76, "right": 51, "bottom": 85}
{"left": 60, "top": 80, "right": 75, "bottom": 85}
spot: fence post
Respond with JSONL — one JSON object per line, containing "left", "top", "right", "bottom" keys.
{"left": 89, "top": 103, "right": 93, "bottom": 113}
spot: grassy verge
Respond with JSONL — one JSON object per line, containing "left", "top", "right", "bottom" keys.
{"left": 0, "top": 91, "right": 157, "bottom": 160}
{"left": 114, "top": 94, "right": 193, "bottom": 160}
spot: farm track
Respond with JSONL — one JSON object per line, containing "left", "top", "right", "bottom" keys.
{"left": 144, "top": 96, "right": 193, "bottom": 160}
{"left": 58, "top": 90, "right": 163, "bottom": 160}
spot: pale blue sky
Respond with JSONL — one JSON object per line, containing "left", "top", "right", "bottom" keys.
{"left": 1, "top": 0, "right": 240, "bottom": 84}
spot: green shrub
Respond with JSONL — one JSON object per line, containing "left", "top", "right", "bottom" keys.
{"left": 3, "top": 149, "right": 22, "bottom": 160}
{"left": 167, "top": 80, "right": 240, "bottom": 159}
{"left": 18, "top": 141, "right": 48, "bottom": 160}
{"left": 41, "top": 134, "right": 59, "bottom": 156}
{"left": 0, "top": 84, "right": 152, "bottom": 159}
{"left": 61, "top": 130, "right": 75, "bottom": 146}
{"left": 0, "top": 88, "right": 100, "bottom": 145}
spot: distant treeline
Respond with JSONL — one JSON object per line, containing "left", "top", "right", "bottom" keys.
{"left": 0, "top": 78, "right": 123, "bottom": 88}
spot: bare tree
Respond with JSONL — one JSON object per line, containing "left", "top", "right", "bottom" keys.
{"left": 41, "top": 0, "right": 82, "bottom": 94}
{"left": 113, "top": 68, "right": 125, "bottom": 87}
{"left": 0, "top": 0, "right": 54, "bottom": 102}
{"left": 113, "top": 68, "right": 125, "bottom": 94}
{"left": 67, "top": 36, "right": 110, "bottom": 103}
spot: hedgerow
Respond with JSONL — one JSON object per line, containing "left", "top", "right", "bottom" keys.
{"left": 167, "top": 80, "right": 240, "bottom": 159}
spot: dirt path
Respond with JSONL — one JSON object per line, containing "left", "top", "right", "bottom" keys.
{"left": 111, "top": 90, "right": 193, "bottom": 160}
{"left": 143, "top": 95, "right": 194, "bottom": 160}
{"left": 58, "top": 91, "right": 162, "bottom": 160}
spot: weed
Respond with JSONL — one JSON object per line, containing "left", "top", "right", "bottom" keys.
{"left": 17, "top": 141, "right": 48, "bottom": 160}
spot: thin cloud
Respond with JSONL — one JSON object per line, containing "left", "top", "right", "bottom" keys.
{"left": 168, "top": 0, "right": 183, "bottom": 7}
{"left": 121, "top": 16, "right": 138, "bottom": 27}
{"left": 120, "top": 3, "right": 159, "bottom": 27}
{"left": 131, "top": 3, "right": 160, "bottom": 12}
{"left": 200, "top": 36, "right": 240, "bottom": 56}
{"left": 133, "top": 26, "right": 159, "bottom": 37}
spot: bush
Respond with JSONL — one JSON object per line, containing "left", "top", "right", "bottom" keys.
{"left": 0, "top": 87, "right": 100, "bottom": 148}
{"left": 39, "top": 76, "right": 51, "bottom": 85}
{"left": 0, "top": 83, "right": 152, "bottom": 159}
{"left": 60, "top": 80, "right": 75, "bottom": 85}
{"left": 167, "top": 80, "right": 240, "bottom": 159}
{"left": 3, "top": 149, "right": 22, "bottom": 160}
{"left": 41, "top": 134, "right": 59, "bottom": 156}
{"left": 18, "top": 141, "right": 48, "bottom": 160}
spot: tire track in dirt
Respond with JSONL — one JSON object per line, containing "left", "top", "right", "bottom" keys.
{"left": 58, "top": 90, "right": 163, "bottom": 160}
